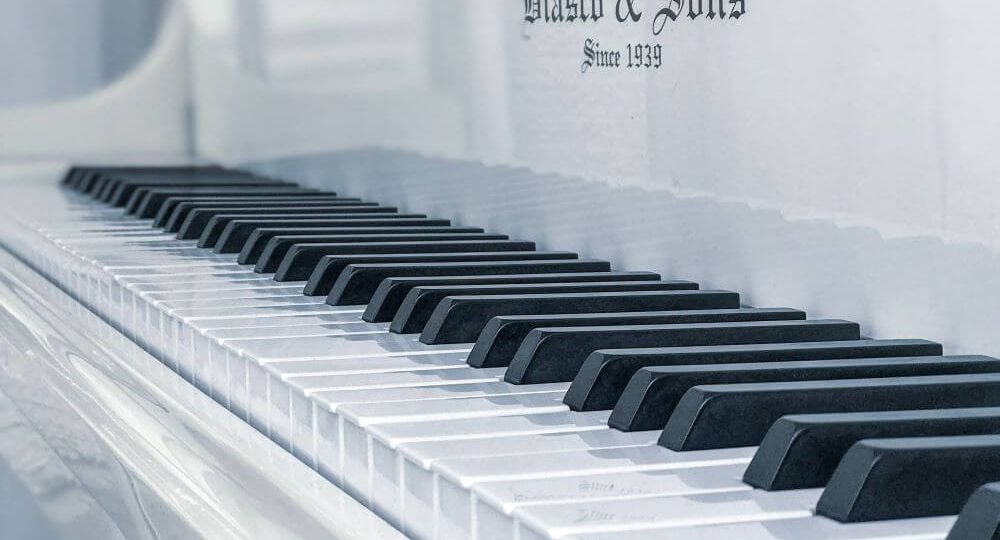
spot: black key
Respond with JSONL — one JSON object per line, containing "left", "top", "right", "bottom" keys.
{"left": 816, "top": 435, "right": 1000, "bottom": 522}
{"left": 329, "top": 260, "right": 615, "bottom": 305}
{"left": 94, "top": 168, "right": 252, "bottom": 200}
{"left": 744, "top": 403, "right": 1000, "bottom": 491}
{"left": 123, "top": 187, "right": 313, "bottom": 216}
{"left": 64, "top": 165, "right": 222, "bottom": 189}
{"left": 420, "top": 290, "right": 741, "bottom": 345}
{"left": 467, "top": 307, "right": 803, "bottom": 369}
{"left": 216, "top": 218, "right": 454, "bottom": 254}
{"left": 363, "top": 272, "right": 664, "bottom": 322}
{"left": 659, "top": 373, "right": 1000, "bottom": 451}
{"left": 263, "top": 239, "right": 531, "bottom": 277}
{"left": 158, "top": 196, "right": 366, "bottom": 229}
{"left": 95, "top": 169, "right": 243, "bottom": 198}
{"left": 389, "top": 281, "right": 699, "bottom": 335}
{"left": 89, "top": 166, "right": 250, "bottom": 197}
{"left": 507, "top": 319, "right": 860, "bottom": 385}
{"left": 111, "top": 177, "right": 288, "bottom": 206}
{"left": 564, "top": 339, "right": 944, "bottom": 413}
{"left": 614, "top": 356, "right": 1000, "bottom": 432}
{"left": 252, "top": 233, "right": 510, "bottom": 270}
{"left": 196, "top": 213, "right": 430, "bottom": 248}
{"left": 302, "top": 252, "right": 582, "bottom": 296}
{"left": 233, "top": 226, "right": 487, "bottom": 260}
{"left": 947, "top": 482, "right": 1000, "bottom": 540}
{"left": 176, "top": 206, "right": 397, "bottom": 240}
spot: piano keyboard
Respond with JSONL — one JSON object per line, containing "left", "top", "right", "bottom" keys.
{"left": 2, "top": 165, "right": 999, "bottom": 540}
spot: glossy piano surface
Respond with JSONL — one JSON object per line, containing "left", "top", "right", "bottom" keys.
{"left": 3, "top": 1, "right": 1000, "bottom": 539}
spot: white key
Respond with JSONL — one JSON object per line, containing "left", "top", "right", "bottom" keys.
{"left": 514, "top": 488, "right": 822, "bottom": 539}
{"left": 144, "top": 285, "right": 306, "bottom": 301}
{"left": 333, "top": 393, "right": 569, "bottom": 503}
{"left": 387, "top": 428, "right": 660, "bottom": 535}
{"left": 431, "top": 445, "right": 755, "bottom": 540}
{"left": 474, "top": 463, "right": 750, "bottom": 540}
{"left": 231, "top": 332, "right": 469, "bottom": 362}
{"left": 567, "top": 515, "right": 955, "bottom": 540}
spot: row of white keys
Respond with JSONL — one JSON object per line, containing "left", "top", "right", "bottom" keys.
{"left": 11, "top": 191, "right": 957, "bottom": 540}
{"left": 12, "top": 215, "right": 808, "bottom": 539}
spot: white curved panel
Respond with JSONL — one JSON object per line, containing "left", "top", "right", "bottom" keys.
{"left": 0, "top": 1, "right": 189, "bottom": 162}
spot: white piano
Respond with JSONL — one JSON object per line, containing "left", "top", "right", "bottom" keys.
{"left": 2, "top": 1, "right": 1000, "bottom": 539}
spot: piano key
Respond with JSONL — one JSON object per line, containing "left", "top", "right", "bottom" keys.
{"left": 565, "top": 339, "right": 945, "bottom": 412}
{"left": 261, "top": 351, "right": 473, "bottom": 377}
{"left": 363, "top": 272, "right": 664, "bottom": 322}
{"left": 143, "top": 283, "right": 304, "bottom": 300}
{"left": 325, "top": 408, "right": 607, "bottom": 496}
{"left": 613, "top": 356, "right": 1000, "bottom": 432}
{"left": 564, "top": 515, "right": 956, "bottom": 540}
{"left": 389, "top": 280, "right": 699, "bottom": 334}
{"left": 302, "top": 251, "right": 584, "bottom": 296}
{"left": 65, "top": 165, "right": 225, "bottom": 190}
{"left": 159, "top": 294, "right": 325, "bottom": 312}
{"left": 187, "top": 308, "right": 373, "bottom": 330}
{"left": 378, "top": 430, "right": 664, "bottom": 529}
{"left": 123, "top": 182, "right": 305, "bottom": 212}
{"left": 231, "top": 225, "right": 488, "bottom": 259}
{"left": 209, "top": 321, "right": 388, "bottom": 340}
{"left": 123, "top": 272, "right": 279, "bottom": 288}
{"left": 472, "top": 462, "right": 751, "bottom": 520}
{"left": 198, "top": 214, "right": 438, "bottom": 248}
{"left": 744, "top": 406, "right": 1000, "bottom": 491}
{"left": 250, "top": 233, "right": 508, "bottom": 270}
{"left": 816, "top": 435, "right": 1000, "bottom": 522}
{"left": 946, "top": 482, "right": 1000, "bottom": 540}
{"left": 219, "top": 218, "right": 455, "bottom": 254}
{"left": 106, "top": 173, "right": 281, "bottom": 205}
{"left": 334, "top": 393, "right": 571, "bottom": 498}
{"left": 183, "top": 211, "right": 411, "bottom": 245}
{"left": 660, "top": 374, "right": 1000, "bottom": 451}
{"left": 429, "top": 445, "right": 757, "bottom": 540}
{"left": 271, "top": 240, "right": 538, "bottom": 281}
{"left": 199, "top": 214, "right": 451, "bottom": 248}
{"left": 505, "top": 319, "right": 861, "bottom": 385}
{"left": 471, "top": 462, "right": 749, "bottom": 538}
{"left": 513, "top": 488, "right": 823, "bottom": 539}
{"left": 296, "top": 374, "right": 571, "bottom": 459}
{"left": 175, "top": 205, "right": 398, "bottom": 239}
{"left": 125, "top": 186, "right": 322, "bottom": 217}
{"left": 228, "top": 332, "right": 469, "bottom": 362}
{"left": 161, "top": 198, "right": 374, "bottom": 231}
{"left": 467, "top": 307, "right": 805, "bottom": 369}
{"left": 92, "top": 167, "right": 258, "bottom": 198}
{"left": 330, "top": 259, "right": 615, "bottom": 306}
{"left": 419, "top": 289, "right": 743, "bottom": 345}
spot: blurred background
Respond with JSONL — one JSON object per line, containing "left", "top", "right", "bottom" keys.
{"left": 0, "top": 1, "right": 165, "bottom": 106}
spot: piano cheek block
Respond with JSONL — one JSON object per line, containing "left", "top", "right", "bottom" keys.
{"left": 817, "top": 436, "right": 1000, "bottom": 522}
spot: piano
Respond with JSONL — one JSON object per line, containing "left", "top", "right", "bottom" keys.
{"left": 2, "top": 2, "right": 1000, "bottom": 540}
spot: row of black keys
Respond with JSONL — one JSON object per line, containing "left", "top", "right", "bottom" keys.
{"left": 62, "top": 165, "right": 1000, "bottom": 536}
